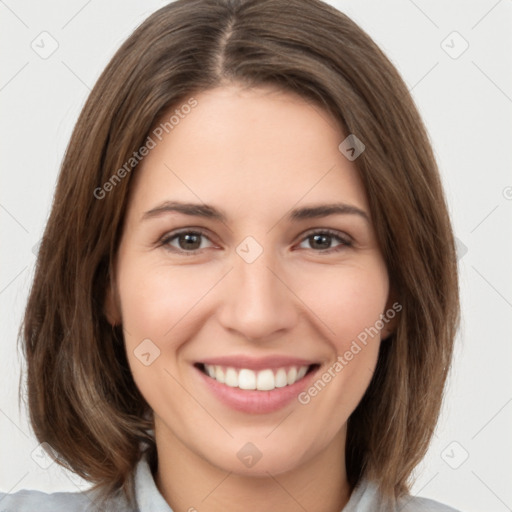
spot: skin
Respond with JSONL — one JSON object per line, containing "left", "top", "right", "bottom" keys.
{"left": 106, "top": 84, "right": 396, "bottom": 512}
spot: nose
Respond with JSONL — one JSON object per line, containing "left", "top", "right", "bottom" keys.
{"left": 217, "top": 244, "right": 299, "bottom": 342}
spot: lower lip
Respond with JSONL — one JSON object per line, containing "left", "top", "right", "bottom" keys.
{"left": 194, "top": 365, "right": 319, "bottom": 414}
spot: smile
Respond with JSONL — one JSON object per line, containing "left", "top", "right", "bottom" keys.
{"left": 197, "top": 363, "right": 317, "bottom": 391}
{"left": 194, "top": 356, "right": 321, "bottom": 414}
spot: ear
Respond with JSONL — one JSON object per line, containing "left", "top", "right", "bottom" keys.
{"left": 380, "top": 287, "right": 401, "bottom": 340}
{"left": 104, "top": 274, "right": 122, "bottom": 326}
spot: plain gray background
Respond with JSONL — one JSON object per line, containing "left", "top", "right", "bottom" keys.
{"left": 1, "top": 1, "right": 511, "bottom": 511}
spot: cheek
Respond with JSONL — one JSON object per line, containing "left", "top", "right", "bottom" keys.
{"left": 117, "top": 257, "right": 224, "bottom": 389}
{"left": 293, "top": 264, "right": 388, "bottom": 438}
{"left": 298, "top": 259, "right": 389, "bottom": 351}
{"left": 118, "top": 258, "right": 206, "bottom": 340}
{"left": 116, "top": 258, "right": 209, "bottom": 410}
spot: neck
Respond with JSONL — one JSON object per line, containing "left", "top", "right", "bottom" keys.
{"left": 154, "top": 424, "right": 351, "bottom": 512}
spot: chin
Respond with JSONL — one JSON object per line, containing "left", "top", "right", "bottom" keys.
{"left": 203, "top": 437, "right": 313, "bottom": 477}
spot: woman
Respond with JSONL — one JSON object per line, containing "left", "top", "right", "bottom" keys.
{"left": 0, "top": 0, "right": 460, "bottom": 510}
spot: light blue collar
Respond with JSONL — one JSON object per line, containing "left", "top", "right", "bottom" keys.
{"left": 134, "top": 451, "right": 174, "bottom": 512}
{"left": 132, "top": 451, "right": 380, "bottom": 512}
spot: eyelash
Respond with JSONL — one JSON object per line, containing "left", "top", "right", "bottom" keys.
{"left": 158, "top": 228, "right": 353, "bottom": 256}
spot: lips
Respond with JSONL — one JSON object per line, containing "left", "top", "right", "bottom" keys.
{"left": 193, "top": 355, "right": 320, "bottom": 413}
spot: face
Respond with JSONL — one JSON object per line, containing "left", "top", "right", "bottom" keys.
{"left": 107, "top": 84, "right": 394, "bottom": 477}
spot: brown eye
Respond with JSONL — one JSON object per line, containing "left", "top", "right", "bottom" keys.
{"left": 298, "top": 230, "right": 352, "bottom": 252}
{"left": 161, "top": 230, "right": 214, "bottom": 253}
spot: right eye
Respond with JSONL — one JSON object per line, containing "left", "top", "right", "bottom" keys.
{"left": 160, "top": 229, "right": 216, "bottom": 254}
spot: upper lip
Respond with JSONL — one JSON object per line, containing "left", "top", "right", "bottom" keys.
{"left": 197, "top": 355, "right": 319, "bottom": 371}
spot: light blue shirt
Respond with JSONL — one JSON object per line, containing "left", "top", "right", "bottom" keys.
{"left": 0, "top": 453, "right": 461, "bottom": 511}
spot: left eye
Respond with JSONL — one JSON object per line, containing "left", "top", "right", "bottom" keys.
{"left": 297, "top": 230, "right": 352, "bottom": 252}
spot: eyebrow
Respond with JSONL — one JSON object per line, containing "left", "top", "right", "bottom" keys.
{"left": 141, "top": 200, "right": 369, "bottom": 223}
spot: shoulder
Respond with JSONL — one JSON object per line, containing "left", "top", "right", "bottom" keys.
{"left": 398, "top": 494, "right": 462, "bottom": 512}
{"left": 0, "top": 450, "right": 161, "bottom": 512}
{"left": 0, "top": 489, "right": 93, "bottom": 512}
{"left": 345, "top": 478, "right": 462, "bottom": 512}
{"left": 0, "top": 488, "right": 133, "bottom": 512}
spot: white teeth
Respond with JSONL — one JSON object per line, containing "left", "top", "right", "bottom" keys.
{"left": 203, "top": 364, "right": 311, "bottom": 391}
{"left": 275, "top": 368, "right": 288, "bottom": 388}
{"left": 297, "top": 366, "right": 308, "bottom": 380}
{"left": 239, "top": 369, "right": 256, "bottom": 390}
{"left": 256, "top": 369, "right": 275, "bottom": 390}
{"left": 287, "top": 367, "right": 297, "bottom": 385}
{"left": 215, "top": 366, "right": 225, "bottom": 384}
{"left": 225, "top": 367, "right": 238, "bottom": 387}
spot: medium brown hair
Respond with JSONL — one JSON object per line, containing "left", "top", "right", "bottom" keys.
{"left": 21, "top": 0, "right": 460, "bottom": 506}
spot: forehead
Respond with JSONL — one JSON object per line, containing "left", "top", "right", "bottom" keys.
{"left": 128, "top": 85, "right": 369, "bottom": 218}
